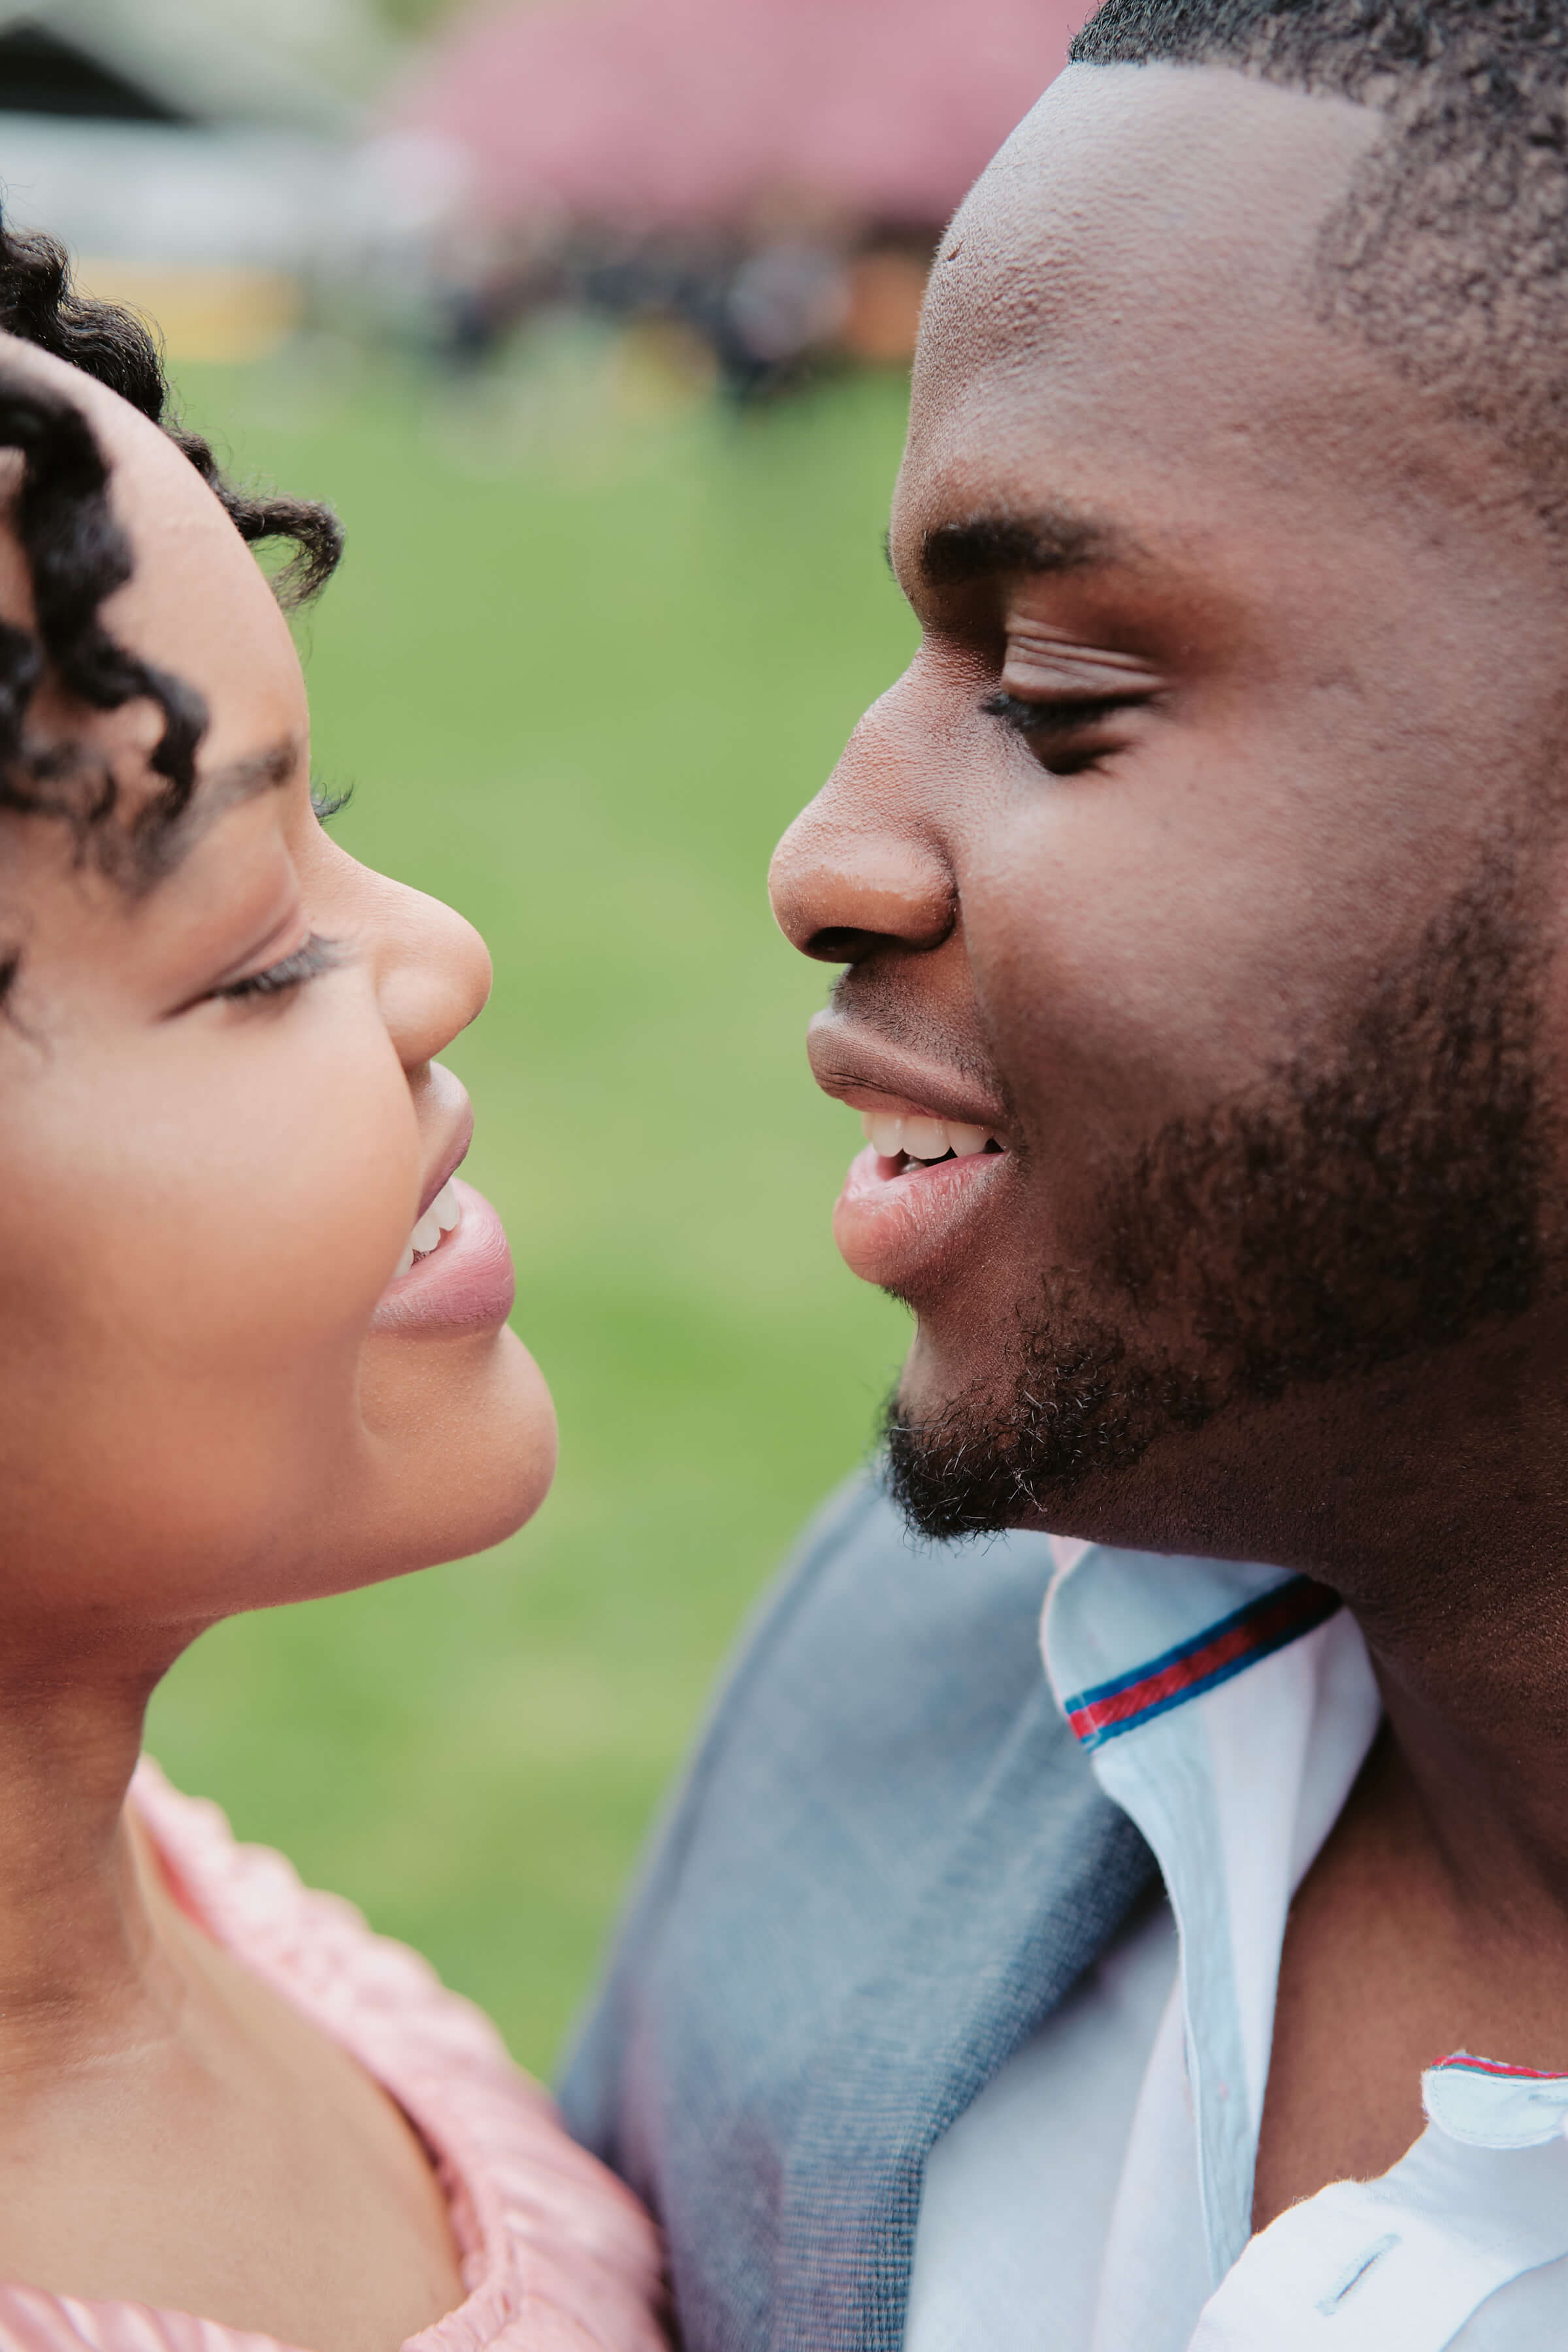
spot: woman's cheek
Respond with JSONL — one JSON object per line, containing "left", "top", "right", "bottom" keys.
{"left": 39, "top": 1016, "right": 417, "bottom": 1374}
{"left": 173, "top": 1054, "right": 419, "bottom": 1365}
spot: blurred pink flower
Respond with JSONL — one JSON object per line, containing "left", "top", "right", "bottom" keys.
{"left": 394, "top": 0, "right": 1086, "bottom": 231}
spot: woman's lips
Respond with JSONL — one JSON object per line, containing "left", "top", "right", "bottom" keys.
{"left": 833, "top": 1141, "right": 1007, "bottom": 1292}
{"left": 368, "top": 1177, "right": 515, "bottom": 1335}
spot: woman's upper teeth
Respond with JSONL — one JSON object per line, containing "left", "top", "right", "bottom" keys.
{"left": 861, "top": 1111, "right": 995, "bottom": 1162}
{"left": 393, "top": 1179, "right": 462, "bottom": 1279}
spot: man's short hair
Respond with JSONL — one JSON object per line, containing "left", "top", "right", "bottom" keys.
{"left": 1070, "top": 1, "right": 1568, "bottom": 504}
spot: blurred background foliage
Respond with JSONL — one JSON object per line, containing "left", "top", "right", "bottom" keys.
{"left": 374, "top": 0, "right": 452, "bottom": 27}
{"left": 144, "top": 343, "right": 915, "bottom": 2072}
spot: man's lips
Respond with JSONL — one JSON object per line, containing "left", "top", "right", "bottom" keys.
{"left": 806, "top": 1011, "right": 1009, "bottom": 1138}
{"left": 808, "top": 1013, "right": 1013, "bottom": 1292}
{"left": 834, "top": 1138, "right": 1008, "bottom": 1292}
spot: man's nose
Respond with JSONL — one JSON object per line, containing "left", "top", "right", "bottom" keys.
{"left": 769, "top": 701, "right": 955, "bottom": 964}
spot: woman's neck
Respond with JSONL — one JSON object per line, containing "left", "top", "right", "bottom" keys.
{"left": 0, "top": 1632, "right": 184, "bottom": 2076}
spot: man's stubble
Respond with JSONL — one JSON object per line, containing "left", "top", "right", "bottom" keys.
{"left": 885, "top": 845, "right": 1552, "bottom": 1542}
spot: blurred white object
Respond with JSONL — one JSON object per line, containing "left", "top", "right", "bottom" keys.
{"left": 0, "top": 116, "right": 343, "bottom": 269}
{"left": 0, "top": 0, "right": 389, "bottom": 130}
{"left": 0, "top": 0, "right": 460, "bottom": 353}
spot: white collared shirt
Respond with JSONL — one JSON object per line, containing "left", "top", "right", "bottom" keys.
{"left": 905, "top": 1544, "right": 1568, "bottom": 2350}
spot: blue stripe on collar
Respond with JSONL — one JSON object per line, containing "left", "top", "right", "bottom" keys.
{"left": 1062, "top": 1576, "right": 1341, "bottom": 1750}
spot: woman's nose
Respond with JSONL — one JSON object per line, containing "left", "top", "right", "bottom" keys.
{"left": 372, "top": 875, "right": 494, "bottom": 1070}
{"left": 769, "top": 712, "right": 955, "bottom": 964}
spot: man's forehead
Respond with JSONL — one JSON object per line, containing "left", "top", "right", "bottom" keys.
{"left": 914, "top": 63, "right": 1380, "bottom": 414}
{"left": 894, "top": 65, "right": 1424, "bottom": 578}
{"left": 930, "top": 63, "right": 1378, "bottom": 327}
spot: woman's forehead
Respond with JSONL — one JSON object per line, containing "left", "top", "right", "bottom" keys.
{"left": 0, "top": 331, "right": 301, "bottom": 706}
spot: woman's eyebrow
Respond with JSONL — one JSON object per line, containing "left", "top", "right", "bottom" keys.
{"left": 133, "top": 735, "right": 302, "bottom": 890}
{"left": 199, "top": 736, "right": 303, "bottom": 815}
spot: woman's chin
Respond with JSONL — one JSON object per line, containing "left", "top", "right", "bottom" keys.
{"left": 478, "top": 1328, "right": 559, "bottom": 1539}
{"left": 350, "top": 1322, "right": 560, "bottom": 1579}
{"left": 438, "top": 1324, "right": 559, "bottom": 1552}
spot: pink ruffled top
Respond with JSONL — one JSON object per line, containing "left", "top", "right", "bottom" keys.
{"left": 0, "top": 1761, "right": 668, "bottom": 2352}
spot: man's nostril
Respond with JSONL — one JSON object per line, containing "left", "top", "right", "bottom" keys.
{"left": 770, "top": 829, "right": 957, "bottom": 960}
{"left": 804, "top": 927, "right": 879, "bottom": 964}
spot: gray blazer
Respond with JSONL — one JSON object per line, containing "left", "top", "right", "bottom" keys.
{"left": 559, "top": 1471, "right": 1158, "bottom": 2351}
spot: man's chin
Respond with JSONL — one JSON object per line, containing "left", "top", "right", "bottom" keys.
{"left": 880, "top": 1307, "right": 1217, "bottom": 1545}
{"left": 879, "top": 1360, "right": 1059, "bottom": 1543}
{"left": 881, "top": 1386, "right": 1204, "bottom": 1550}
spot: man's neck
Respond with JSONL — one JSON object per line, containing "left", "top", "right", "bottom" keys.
{"left": 1355, "top": 1578, "right": 1568, "bottom": 1930}
{"left": 1257, "top": 1646, "right": 1568, "bottom": 2225}
{"left": 1200, "top": 1315, "right": 1568, "bottom": 1914}
{"left": 1247, "top": 1341, "right": 1568, "bottom": 2219}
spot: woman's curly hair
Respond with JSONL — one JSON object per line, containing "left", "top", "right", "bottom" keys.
{"left": 0, "top": 214, "right": 343, "bottom": 869}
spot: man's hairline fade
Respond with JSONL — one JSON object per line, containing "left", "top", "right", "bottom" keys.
{"left": 1068, "top": 0, "right": 1568, "bottom": 524}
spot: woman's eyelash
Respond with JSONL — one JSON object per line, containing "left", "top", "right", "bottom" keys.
{"left": 310, "top": 777, "right": 353, "bottom": 825}
{"left": 214, "top": 934, "right": 343, "bottom": 1002}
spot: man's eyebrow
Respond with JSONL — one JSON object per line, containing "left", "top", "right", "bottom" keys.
{"left": 918, "top": 508, "right": 1130, "bottom": 589}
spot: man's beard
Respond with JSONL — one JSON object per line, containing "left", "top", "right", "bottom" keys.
{"left": 885, "top": 858, "right": 1550, "bottom": 1541}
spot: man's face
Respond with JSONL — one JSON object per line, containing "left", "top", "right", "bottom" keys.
{"left": 769, "top": 63, "right": 1568, "bottom": 1565}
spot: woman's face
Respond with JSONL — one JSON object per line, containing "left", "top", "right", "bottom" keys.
{"left": 0, "top": 344, "right": 555, "bottom": 1642}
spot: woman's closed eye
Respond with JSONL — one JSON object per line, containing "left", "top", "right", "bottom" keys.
{"left": 209, "top": 934, "right": 344, "bottom": 1004}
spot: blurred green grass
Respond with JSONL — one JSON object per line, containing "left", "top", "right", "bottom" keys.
{"left": 144, "top": 342, "right": 917, "bottom": 2074}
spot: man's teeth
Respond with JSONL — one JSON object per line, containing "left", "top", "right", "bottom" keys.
{"left": 861, "top": 1111, "right": 996, "bottom": 1163}
{"left": 393, "top": 1179, "right": 462, "bottom": 1280}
